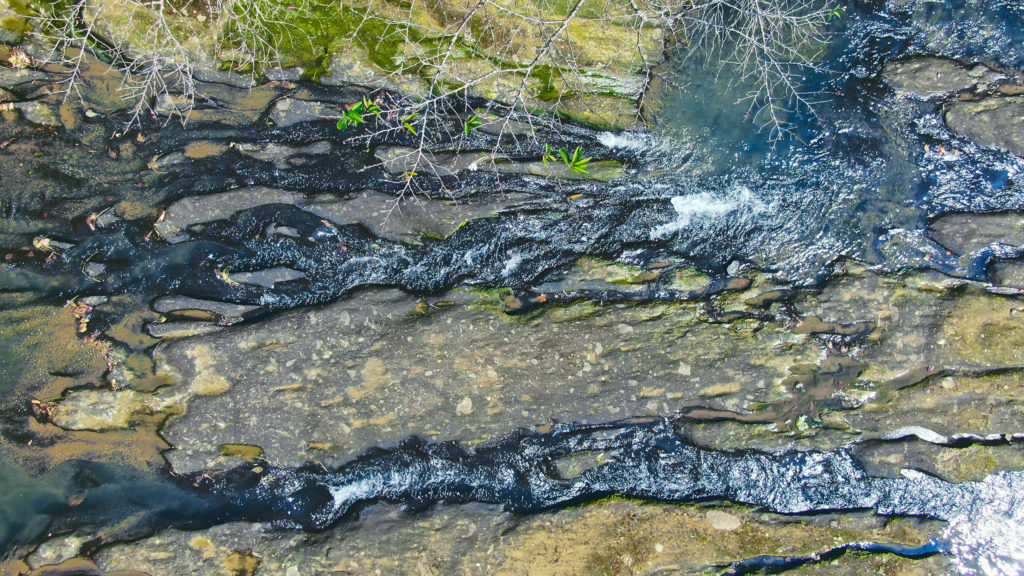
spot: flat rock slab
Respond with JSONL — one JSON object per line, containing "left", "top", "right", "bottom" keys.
{"left": 235, "top": 141, "right": 333, "bottom": 169}
{"left": 268, "top": 98, "right": 344, "bottom": 128}
{"left": 884, "top": 57, "right": 1005, "bottom": 99}
{"left": 91, "top": 501, "right": 949, "bottom": 576}
{"left": 929, "top": 212, "right": 1024, "bottom": 254}
{"left": 229, "top": 267, "right": 307, "bottom": 288}
{"left": 152, "top": 295, "right": 263, "bottom": 318}
{"left": 156, "top": 287, "right": 825, "bottom": 472}
{"left": 155, "top": 185, "right": 529, "bottom": 245}
{"left": 377, "top": 145, "right": 624, "bottom": 181}
{"left": 945, "top": 96, "right": 1024, "bottom": 157}
{"left": 154, "top": 187, "right": 307, "bottom": 243}
{"left": 0, "top": 66, "right": 46, "bottom": 88}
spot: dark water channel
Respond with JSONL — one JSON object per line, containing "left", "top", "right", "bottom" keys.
{"left": 2, "top": 0, "right": 1024, "bottom": 574}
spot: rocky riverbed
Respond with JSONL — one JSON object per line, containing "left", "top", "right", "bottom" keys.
{"left": 2, "top": 1, "right": 1024, "bottom": 575}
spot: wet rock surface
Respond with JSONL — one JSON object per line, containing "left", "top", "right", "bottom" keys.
{"left": 3, "top": 2, "right": 1024, "bottom": 574}
{"left": 945, "top": 96, "right": 1024, "bottom": 158}
{"left": 157, "top": 287, "right": 824, "bottom": 471}
{"left": 884, "top": 57, "right": 1006, "bottom": 99}
{"left": 91, "top": 502, "right": 950, "bottom": 576}
{"left": 883, "top": 54, "right": 1024, "bottom": 158}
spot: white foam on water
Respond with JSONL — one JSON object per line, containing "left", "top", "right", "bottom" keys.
{"left": 598, "top": 131, "right": 650, "bottom": 151}
{"left": 651, "top": 185, "right": 765, "bottom": 239}
{"left": 328, "top": 479, "right": 375, "bottom": 512}
{"left": 501, "top": 253, "right": 523, "bottom": 275}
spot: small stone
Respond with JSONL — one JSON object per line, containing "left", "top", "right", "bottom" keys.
{"left": 456, "top": 397, "right": 474, "bottom": 416}
{"left": 26, "top": 534, "right": 87, "bottom": 569}
{"left": 84, "top": 262, "right": 106, "bottom": 278}
{"left": 17, "top": 101, "right": 60, "bottom": 126}
{"left": 706, "top": 510, "right": 741, "bottom": 531}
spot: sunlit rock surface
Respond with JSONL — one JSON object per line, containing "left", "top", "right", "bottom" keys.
{"left": 2, "top": 1, "right": 1024, "bottom": 574}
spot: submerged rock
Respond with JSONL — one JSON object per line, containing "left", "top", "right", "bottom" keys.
{"left": 945, "top": 96, "right": 1024, "bottom": 157}
{"left": 929, "top": 212, "right": 1024, "bottom": 254}
{"left": 267, "top": 98, "right": 344, "bottom": 128}
{"left": 884, "top": 57, "right": 1005, "bottom": 99}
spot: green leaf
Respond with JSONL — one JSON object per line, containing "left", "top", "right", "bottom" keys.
{"left": 336, "top": 118, "right": 348, "bottom": 130}
{"left": 403, "top": 122, "right": 418, "bottom": 135}
{"left": 542, "top": 144, "right": 556, "bottom": 167}
{"left": 559, "top": 148, "right": 570, "bottom": 165}
{"left": 464, "top": 114, "right": 482, "bottom": 136}
{"left": 361, "top": 96, "right": 381, "bottom": 117}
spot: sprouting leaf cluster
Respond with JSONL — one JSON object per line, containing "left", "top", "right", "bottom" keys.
{"left": 336, "top": 96, "right": 380, "bottom": 130}
{"left": 542, "top": 144, "right": 590, "bottom": 174}
{"left": 464, "top": 114, "right": 482, "bottom": 135}
{"left": 402, "top": 111, "right": 419, "bottom": 135}
{"left": 334, "top": 96, "right": 422, "bottom": 137}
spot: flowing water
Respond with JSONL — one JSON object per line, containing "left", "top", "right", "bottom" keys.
{"left": 2, "top": 0, "right": 1024, "bottom": 574}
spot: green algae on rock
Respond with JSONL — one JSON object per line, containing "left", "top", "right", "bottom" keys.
{"left": 56, "top": 0, "right": 669, "bottom": 128}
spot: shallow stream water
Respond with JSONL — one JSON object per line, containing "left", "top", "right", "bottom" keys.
{"left": 2, "top": 0, "right": 1024, "bottom": 574}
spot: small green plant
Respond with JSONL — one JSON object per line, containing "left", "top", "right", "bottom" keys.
{"left": 542, "top": 144, "right": 590, "bottom": 174}
{"left": 826, "top": 4, "right": 842, "bottom": 21}
{"left": 336, "top": 96, "right": 380, "bottom": 130}
{"left": 464, "top": 114, "right": 482, "bottom": 135}
{"left": 560, "top": 145, "right": 591, "bottom": 174}
{"left": 542, "top": 144, "right": 558, "bottom": 167}
{"left": 214, "top": 267, "right": 241, "bottom": 286}
{"left": 402, "top": 111, "right": 419, "bottom": 135}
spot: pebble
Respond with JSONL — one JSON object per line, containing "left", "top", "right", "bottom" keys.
{"left": 706, "top": 510, "right": 741, "bottom": 531}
